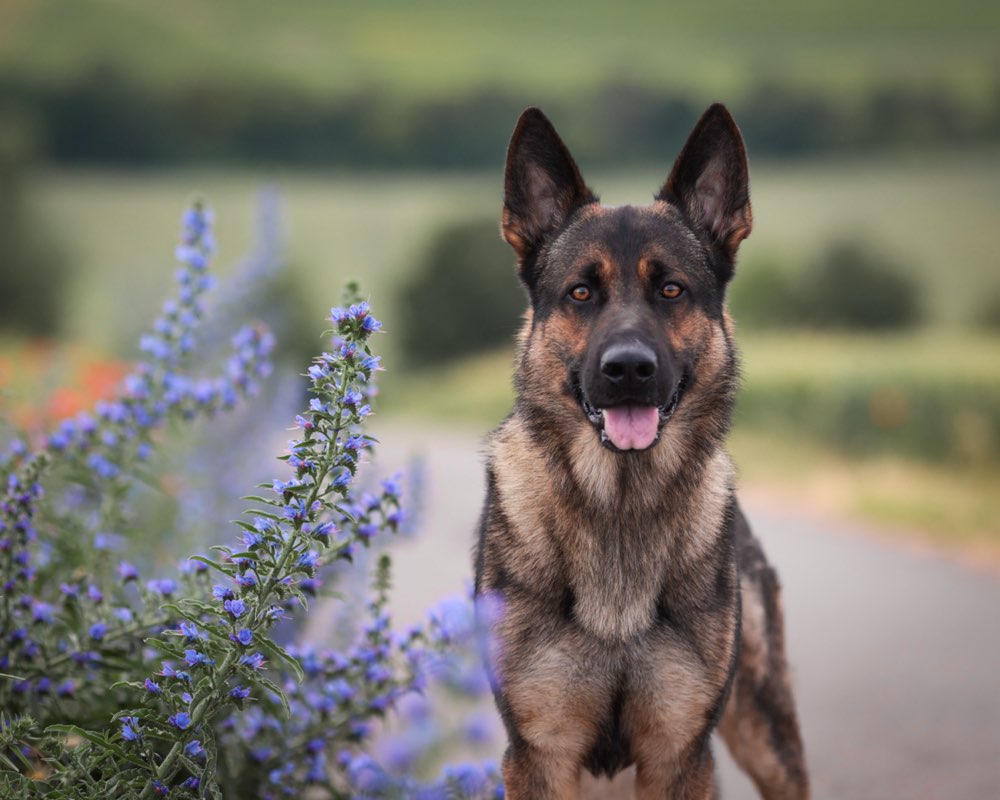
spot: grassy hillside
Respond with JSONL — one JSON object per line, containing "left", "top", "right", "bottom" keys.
{"left": 2, "top": 0, "right": 998, "bottom": 99}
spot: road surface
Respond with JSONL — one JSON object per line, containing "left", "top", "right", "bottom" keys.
{"left": 309, "top": 420, "right": 1000, "bottom": 799}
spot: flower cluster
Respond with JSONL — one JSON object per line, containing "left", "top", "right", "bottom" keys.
{"left": 0, "top": 204, "right": 504, "bottom": 800}
{"left": 0, "top": 203, "right": 273, "bottom": 725}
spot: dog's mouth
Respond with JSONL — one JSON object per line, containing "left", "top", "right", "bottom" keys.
{"left": 576, "top": 372, "right": 688, "bottom": 452}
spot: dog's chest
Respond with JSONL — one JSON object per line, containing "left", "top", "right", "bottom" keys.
{"left": 559, "top": 511, "right": 673, "bottom": 641}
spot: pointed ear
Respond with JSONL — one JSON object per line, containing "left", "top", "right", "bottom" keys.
{"left": 501, "top": 107, "right": 597, "bottom": 270}
{"left": 658, "top": 103, "right": 752, "bottom": 273}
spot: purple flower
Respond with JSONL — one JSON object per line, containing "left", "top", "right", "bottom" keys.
{"left": 151, "top": 778, "right": 170, "bottom": 796}
{"left": 31, "top": 602, "right": 54, "bottom": 625}
{"left": 241, "top": 530, "right": 264, "bottom": 549}
{"left": 344, "top": 436, "right": 367, "bottom": 453}
{"left": 381, "top": 474, "right": 403, "bottom": 498}
{"left": 345, "top": 754, "right": 390, "bottom": 793}
{"left": 230, "top": 685, "right": 251, "bottom": 700}
{"left": 147, "top": 578, "right": 177, "bottom": 597}
{"left": 332, "top": 470, "right": 352, "bottom": 488}
{"left": 223, "top": 598, "right": 246, "bottom": 619}
{"left": 159, "top": 663, "right": 192, "bottom": 683}
{"left": 295, "top": 414, "right": 314, "bottom": 431}
{"left": 231, "top": 628, "right": 253, "bottom": 646}
{"left": 118, "top": 561, "right": 139, "bottom": 582}
{"left": 184, "top": 740, "right": 205, "bottom": 760}
{"left": 235, "top": 571, "right": 258, "bottom": 590}
{"left": 284, "top": 498, "right": 307, "bottom": 524}
{"left": 239, "top": 652, "right": 265, "bottom": 670}
{"left": 57, "top": 679, "right": 76, "bottom": 698}
{"left": 184, "top": 649, "right": 215, "bottom": 668}
{"left": 212, "top": 584, "right": 234, "bottom": 601}
{"left": 179, "top": 621, "right": 201, "bottom": 641}
{"left": 312, "top": 522, "right": 337, "bottom": 542}
{"left": 168, "top": 712, "right": 191, "bottom": 730}
{"left": 144, "top": 678, "right": 161, "bottom": 695}
{"left": 121, "top": 717, "right": 141, "bottom": 742}
{"left": 180, "top": 777, "right": 199, "bottom": 791}
{"left": 444, "top": 763, "right": 488, "bottom": 795}
{"left": 182, "top": 557, "right": 208, "bottom": 575}
{"left": 89, "top": 622, "right": 108, "bottom": 641}
{"left": 297, "top": 551, "right": 319, "bottom": 571}
{"left": 342, "top": 389, "right": 363, "bottom": 407}
{"left": 86, "top": 584, "right": 104, "bottom": 604}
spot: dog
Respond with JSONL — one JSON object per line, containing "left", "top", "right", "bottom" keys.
{"left": 473, "top": 104, "right": 809, "bottom": 799}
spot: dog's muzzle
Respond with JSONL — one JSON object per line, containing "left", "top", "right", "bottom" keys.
{"left": 574, "top": 340, "right": 688, "bottom": 452}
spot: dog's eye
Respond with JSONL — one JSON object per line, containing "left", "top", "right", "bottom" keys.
{"left": 569, "top": 284, "right": 592, "bottom": 303}
{"left": 661, "top": 282, "right": 684, "bottom": 300}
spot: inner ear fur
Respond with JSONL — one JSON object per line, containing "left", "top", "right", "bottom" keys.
{"left": 501, "top": 107, "right": 597, "bottom": 271}
{"left": 658, "top": 103, "right": 752, "bottom": 269}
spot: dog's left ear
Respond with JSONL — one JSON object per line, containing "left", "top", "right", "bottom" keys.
{"left": 657, "top": 103, "right": 752, "bottom": 280}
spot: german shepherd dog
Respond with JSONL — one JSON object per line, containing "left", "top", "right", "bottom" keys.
{"left": 474, "top": 104, "right": 809, "bottom": 799}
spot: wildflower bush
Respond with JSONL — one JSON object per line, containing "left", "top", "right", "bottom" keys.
{"left": 0, "top": 203, "right": 502, "bottom": 798}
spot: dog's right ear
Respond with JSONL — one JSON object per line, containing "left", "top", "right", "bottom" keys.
{"left": 502, "top": 108, "right": 596, "bottom": 275}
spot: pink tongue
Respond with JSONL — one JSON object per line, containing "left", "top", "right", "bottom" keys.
{"left": 602, "top": 405, "right": 660, "bottom": 450}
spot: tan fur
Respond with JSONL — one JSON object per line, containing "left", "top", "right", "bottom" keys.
{"left": 478, "top": 103, "right": 808, "bottom": 800}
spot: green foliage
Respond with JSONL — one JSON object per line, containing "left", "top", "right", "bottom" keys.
{"left": 0, "top": 156, "right": 68, "bottom": 337}
{"left": 738, "top": 373, "right": 999, "bottom": 465}
{"left": 731, "top": 239, "right": 921, "bottom": 331}
{"left": 728, "top": 256, "right": 802, "bottom": 329}
{"left": 396, "top": 217, "right": 525, "bottom": 367}
{"left": 975, "top": 288, "right": 1000, "bottom": 330}
{"left": 797, "top": 239, "right": 922, "bottom": 329}
{"left": 1, "top": 65, "right": 998, "bottom": 167}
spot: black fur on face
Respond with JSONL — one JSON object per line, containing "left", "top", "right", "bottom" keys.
{"left": 501, "top": 104, "right": 752, "bottom": 452}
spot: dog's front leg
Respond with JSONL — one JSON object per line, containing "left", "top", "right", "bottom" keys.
{"left": 633, "top": 737, "right": 717, "bottom": 800}
{"left": 492, "top": 627, "right": 610, "bottom": 800}
{"left": 503, "top": 741, "right": 583, "bottom": 800}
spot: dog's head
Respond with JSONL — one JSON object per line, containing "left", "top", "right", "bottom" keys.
{"left": 502, "top": 104, "right": 750, "bottom": 453}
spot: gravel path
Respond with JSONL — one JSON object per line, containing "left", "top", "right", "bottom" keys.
{"left": 320, "top": 420, "right": 1000, "bottom": 799}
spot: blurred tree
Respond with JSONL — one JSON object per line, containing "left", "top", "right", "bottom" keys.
{"left": 727, "top": 255, "right": 803, "bottom": 329}
{"left": 0, "top": 147, "right": 68, "bottom": 337}
{"left": 797, "top": 238, "right": 922, "bottom": 329}
{"left": 396, "top": 217, "right": 525, "bottom": 367}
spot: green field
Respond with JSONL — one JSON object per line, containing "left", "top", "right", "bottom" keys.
{"left": 9, "top": 158, "right": 1000, "bottom": 553}
{"left": 27, "top": 150, "right": 1000, "bottom": 354}
{"left": 2, "top": 0, "right": 998, "bottom": 99}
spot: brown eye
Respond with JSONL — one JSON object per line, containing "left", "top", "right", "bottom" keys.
{"left": 569, "top": 284, "right": 592, "bottom": 302}
{"left": 661, "top": 282, "right": 684, "bottom": 300}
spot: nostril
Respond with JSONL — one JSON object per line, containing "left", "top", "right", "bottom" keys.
{"left": 602, "top": 361, "right": 626, "bottom": 381}
{"left": 635, "top": 361, "right": 656, "bottom": 381}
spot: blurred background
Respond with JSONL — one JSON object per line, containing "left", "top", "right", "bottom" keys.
{"left": 1, "top": 2, "right": 998, "bottom": 796}
{"left": 1, "top": 0, "right": 997, "bottom": 556}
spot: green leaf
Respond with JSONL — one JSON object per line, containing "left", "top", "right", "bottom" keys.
{"left": 241, "top": 495, "right": 280, "bottom": 507}
{"left": 188, "top": 555, "right": 232, "bottom": 575}
{"left": 254, "top": 675, "right": 291, "bottom": 718}
{"left": 243, "top": 509, "right": 283, "bottom": 521}
{"left": 255, "top": 636, "right": 304, "bottom": 684}
{"left": 44, "top": 725, "right": 148, "bottom": 770}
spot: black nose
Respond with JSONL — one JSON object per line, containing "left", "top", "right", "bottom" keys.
{"left": 600, "top": 342, "right": 657, "bottom": 390}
